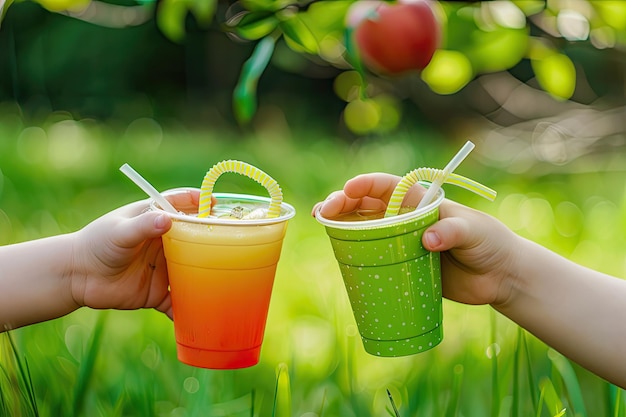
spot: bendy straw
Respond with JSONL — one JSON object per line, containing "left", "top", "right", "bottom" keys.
{"left": 384, "top": 142, "right": 497, "bottom": 217}
{"left": 416, "top": 141, "right": 475, "bottom": 209}
{"left": 119, "top": 163, "right": 178, "bottom": 214}
{"left": 198, "top": 160, "right": 283, "bottom": 218}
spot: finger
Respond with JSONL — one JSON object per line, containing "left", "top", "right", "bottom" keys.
{"left": 422, "top": 214, "right": 471, "bottom": 252}
{"left": 423, "top": 204, "right": 482, "bottom": 253}
{"left": 355, "top": 196, "right": 388, "bottom": 211}
{"left": 343, "top": 173, "right": 401, "bottom": 201}
{"left": 164, "top": 189, "right": 204, "bottom": 213}
{"left": 117, "top": 190, "right": 205, "bottom": 218}
{"left": 314, "top": 191, "right": 356, "bottom": 218}
{"left": 114, "top": 200, "right": 151, "bottom": 218}
{"left": 403, "top": 183, "right": 429, "bottom": 208}
{"left": 315, "top": 174, "right": 401, "bottom": 219}
{"left": 344, "top": 173, "right": 429, "bottom": 209}
{"left": 156, "top": 293, "right": 173, "bottom": 320}
{"left": 115, "top": 211, "right": 172, "bottom": 248}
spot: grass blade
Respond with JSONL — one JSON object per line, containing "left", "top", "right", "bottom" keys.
{"left": 547, "top": 349, "right": 587, "bottom": 417}
{"left": 250, "top": 389, "right": 255, "bottom": 417}
{"left": 72, "top": 312, "right": 108, "bottom": 416}
{"left": 612, "top": 385, "right": 623, "bottom": 417}
{"left": 489, "top": 310, "right": 499, "bottom": 417}
{"left": 522, "top": 331, "right": 539, "bottom": 411}
{"left": 538, "top": 377, "right": 566, "bottom": 417}
{"left": 22, "top": 358, "right": 38, "bottom": 416}
{"left": 0, "top": 339, "right": 14, "bottom": 415}
{"left": 318, "top": 388, "right": 327, "bottom": 417}
{"left": 445, "top": 364, "right": 463, "bottom": 417}
{"left": 272, "top": 363, "right": 291, "bottom": 417}
{"left": 512, "top": 327, "right": 522, "bottom": 417}
{"left": 3, "top": 331, "right": 39, "bottom": 416}
{"left": 387, "top": 389, "right": 401, "bottom": 417}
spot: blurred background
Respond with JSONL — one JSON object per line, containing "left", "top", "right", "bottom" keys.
{"left": 1, "top": 0, "right": 625, "bottom": 416}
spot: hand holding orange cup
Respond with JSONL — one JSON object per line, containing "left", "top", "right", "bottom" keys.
{"left": 150, "top": 161, "right": 295, "bottom": 369}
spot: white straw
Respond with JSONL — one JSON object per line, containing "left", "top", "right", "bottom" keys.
{"left": 416, "top": 141, "right": 475, "bottom": 209}
{"left": 119, "top": 163, "right": 178, "bottom": 214}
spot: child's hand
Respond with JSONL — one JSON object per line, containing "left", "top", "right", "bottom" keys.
{"left": 312, "top": 173, "right": 427, "bottom": 218}
{"left": 313, "top": 173, "right": 517, "bottom": 307}
{"left": 70, "top": 190, "right": 200, "bottom": 318}
{"left": 421, "top": 199, "right": 518, "bottom": 307}
{"left": 315, "top": 173, "right": 626, "bottom": 388}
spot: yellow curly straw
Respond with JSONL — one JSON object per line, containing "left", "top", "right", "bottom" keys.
{"left": 198, "top": 160, "right": 283, "bottom": 218}
{"left": 384, "top": 167, "right": 497, "bottom": 217}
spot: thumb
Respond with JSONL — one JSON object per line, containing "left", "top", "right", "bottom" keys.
{"left": 422, "top": 217, "right": 470, "bottom": 252}
{"left": 116, "top": 212, "right": 172, "bottom": 248}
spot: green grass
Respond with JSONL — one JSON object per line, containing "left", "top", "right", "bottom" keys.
{"left": 1, "top": 107, "right": 626, "bottom": 416}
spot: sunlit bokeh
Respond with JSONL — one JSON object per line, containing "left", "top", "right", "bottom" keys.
{"left": 0, "top": 0, "right": 625, "bottom": 415}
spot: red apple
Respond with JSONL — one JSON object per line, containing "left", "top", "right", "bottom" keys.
{"left": 348, "top": 0, "right": 441, "bottom": 75}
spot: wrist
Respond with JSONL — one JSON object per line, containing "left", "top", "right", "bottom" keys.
{"left": 490, "top": 234, "right": 568, "bottom": 318}
{"left": 57, "top": 232, "right": 83, "bottom": 313}
{"left": 489, "top": 233, "right": 532, "bottom": 310}
{"left": 68, "top": 230, "right": 90, "bottom": 309}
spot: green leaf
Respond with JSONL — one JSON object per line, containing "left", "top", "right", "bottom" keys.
{"left": 443, "top": 3, "right": 529, "bottom": 74}
{"left": 442, "top": 3, "right": 483, "bottom": 50}
{"left": 343, "top": 27, "right": 367, "bottom": 98}
{"left": 300, "top": 0, "right": 352, "bottom": 34}
{"left": 593, "top": 0, "right": 626, "bottom": 31}
{"left": 279, "top": 13, "right": 319, "bottom": 54}
{"left": 241, "top": 0, "right": 290, "bottom": 13}
{"left": 0, "top": 0, "right": 14, "bottom": 26}
{"left": 156, "top": 0, "right": 190, "bottom": 42}
{"left": 531, "top": 51, "right": 576, "bottom": 100}
{"left": 465, "top": 27, "right": 530, "bottom": 73}
{"left": 188, "top": 0, "right": 216, "bottom": 25}
{"left": 421, "top": 50, "right": 474, "bottom": 95}
{"left": 233, "top": 35, "right": 276, "bottom": 124}
{"left": 511, "top": 0, "right": 545, "bottom": 16}
{"left": 156, "top": 0, "right": 216, "bottom": 42}
{"left": 230, "top": 11, "right": 279, "bottom": 41}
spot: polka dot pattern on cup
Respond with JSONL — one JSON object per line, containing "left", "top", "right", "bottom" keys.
{"left": 326, "top": 208, "right": 444, "bottom": 357}
{"left": 340, "top": 251, "right": 441, "bottom": 341}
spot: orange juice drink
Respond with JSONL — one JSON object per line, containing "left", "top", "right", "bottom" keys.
{"left": 153, "top": 189, "right": 295, "bottom": 369}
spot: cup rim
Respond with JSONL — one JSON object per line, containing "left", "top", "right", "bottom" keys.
{"left": 315, "top": 186, "right": 444, "bottom": 230}
{"left": 150, "top": 187, "right": 296, "bottom": 226}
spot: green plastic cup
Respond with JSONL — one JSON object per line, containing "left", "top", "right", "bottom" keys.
{"left": 316, "top": 187, "right": 444, "bottom": 357}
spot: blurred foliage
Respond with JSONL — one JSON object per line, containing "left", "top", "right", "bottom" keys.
{"left": 0, "top": 0, "right": 625, "bottom": 415}
{"left": 1, "top": 108, "right": 626, "bottom": 415}
{"left": 0, "top": 0, "right": 624, "bottom": 135}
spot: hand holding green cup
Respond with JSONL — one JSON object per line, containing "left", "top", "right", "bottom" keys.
{"left": 317, "top": 186, "right": 446, "bottom": 355}
{"left": 316, "top": 141, "right": 497, "bottom": 357}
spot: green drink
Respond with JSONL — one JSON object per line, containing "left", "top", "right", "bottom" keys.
{"left": 316, "top": 187, "right": 444, "bottom": 357}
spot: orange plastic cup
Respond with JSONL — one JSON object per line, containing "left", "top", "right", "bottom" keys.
{"left": 152, "top": 188, "right": 296, "bottom": 369}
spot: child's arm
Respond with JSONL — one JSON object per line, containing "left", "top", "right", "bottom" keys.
{"left": 0, "top": 193, "right": 188, "bottom": 331}
{"left": 314, "top": 173, "right": 626, "bottom": 388}
{"left": 428, "top": 199, "right": 626, "bottom": 388}
{"left": 0, "top": 233, "right": 78, "bottom": 330}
